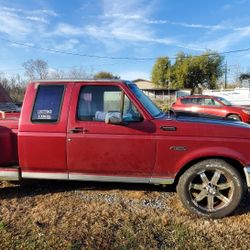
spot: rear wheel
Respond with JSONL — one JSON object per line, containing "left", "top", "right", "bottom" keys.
{"left": 177, "top": 159, "right": 245, "bottom": 218}
{"left": 227, "top": 114, "right": 241, "bottom": 121}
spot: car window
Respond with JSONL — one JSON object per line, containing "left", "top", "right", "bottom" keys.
{"left": 31, "top": 85, "right": 64, "bottom": 123}
{"left": 181, "top": 98, "right": 194, "bottom": 104}
{"left": 77, "top": 85, "right": 142, "bottom": 122}
{"left": 181, "top": 98, "right": 203, "bottom": 105}
{"left": 202, "top": 98, "right": 222, "bottom": 106}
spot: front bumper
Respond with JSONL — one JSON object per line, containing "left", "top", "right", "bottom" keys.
{"left": 244, "top": 167, "right": 250, "bottom": 188}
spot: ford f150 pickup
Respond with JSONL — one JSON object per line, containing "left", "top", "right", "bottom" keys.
{"left": 0, "top": 80, "right": 250, "bottom": 218}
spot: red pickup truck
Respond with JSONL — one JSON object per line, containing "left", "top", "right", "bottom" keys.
{"left": 0, "top": 80, "right": 250, "bottom": 218}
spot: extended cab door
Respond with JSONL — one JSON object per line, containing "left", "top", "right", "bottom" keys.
{"left": 18, "top": 82, "right": 74, "bottom": 178}
{"left": 67, "top": 82, "right": 156, "bottom": 181}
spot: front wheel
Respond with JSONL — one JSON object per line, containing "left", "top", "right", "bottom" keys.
{"left": 177, "top": 159, "right": 245, "bottom": 218}
{"left": 227, "top": 114, "right": 241, "bottom": 121}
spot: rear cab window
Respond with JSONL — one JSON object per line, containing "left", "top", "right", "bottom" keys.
{"left": 31, "top": 85, "right": 65, "bottom": 123}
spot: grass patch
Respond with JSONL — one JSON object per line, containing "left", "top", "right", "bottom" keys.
{"left": 0, "top": 181, "right": 250, "bottom": 249}
{"left": 0, "top": 221, "right": 5, "bottom": 230}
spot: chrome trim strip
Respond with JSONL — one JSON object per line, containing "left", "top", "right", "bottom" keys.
{"left": 244, "top": 167, "right": 250, "bottom": 188}
{"left": 69, "top": 173, "right": 150, "bottom": 183}
{"left": 150, "top": 177, "right": 175, "bottom": 185}
{"left": 70, "top": 173, "right": 175, "bottom": 185}
{"left": 0, "top": 167, "right": 20, "bottom": 181}
{"left": 22, "top": 172, "right": 68, "bottom": 180}
{"left": 20, "top": 171, "right": 174, "bottom": 185}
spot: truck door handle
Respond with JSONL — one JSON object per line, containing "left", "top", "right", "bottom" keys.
{"left": 160, "top": 126, "right": 177, "bottom": 131}
{"left": 69, "top": 127, "right": 88, "bottom": 133}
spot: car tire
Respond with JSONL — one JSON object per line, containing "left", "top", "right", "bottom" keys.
{"left": 177, "top": 159, "right": 245, "bottom": 218}
{"left": 227, "top": 114, "right": 241, "bottom": 121}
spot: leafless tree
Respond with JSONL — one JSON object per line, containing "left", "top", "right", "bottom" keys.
{"left": 67, "top": 67, "right": 88, "bottom": 79}
{"left": 23, "top": 59, "right": 49, "bottom": 80}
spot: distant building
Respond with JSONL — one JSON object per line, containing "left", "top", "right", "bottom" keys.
{"left": 133, "top": 79, "right": 177, "bottom": 100}
{"left": 0, "top": 84, "right": 17, "bottom": 111}
{"left": 0, "top": 84, "right": 12, "bottom": 102}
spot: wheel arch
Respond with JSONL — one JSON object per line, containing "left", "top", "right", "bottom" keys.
{"left": 174, "top": 156, "right": 246, "bottom": 186}
{"left": 226, "top": 113, "right": 242, "bottom": 120}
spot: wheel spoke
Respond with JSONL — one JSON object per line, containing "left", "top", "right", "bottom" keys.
{"left": 211, "top": 171, "right": 221, "bottom": 185}
{"left": 207, "top": 195, "right": 214, "bottom": 210}
{"left": 200, "top": 172, "right": 209, "bottom": 185}
{"left": 190, "top": 183, "right": 204, "bottom": 191}
{"left": 216, "top": 192, "right": 230, "bottom": 204}
{"left": 217, "top": 181, "right": 233, "bottom": 190}
{"left": 194, "top": 190, "right": 207, "bottom": 202}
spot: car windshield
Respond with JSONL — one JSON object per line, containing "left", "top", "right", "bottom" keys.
{"left": 216, "top": 96, "right": 232, "bottom": 106}
{"left": 127, "top": 83, "right": 164, "bottom": 118}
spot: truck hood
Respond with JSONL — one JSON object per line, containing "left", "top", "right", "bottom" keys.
{"left": 156, "top": 112, "right": 250, "bottom": 139}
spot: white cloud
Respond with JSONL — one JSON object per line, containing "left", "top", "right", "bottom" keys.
{"left": 0, "top": 5, "right": 58, "bottom": 38}
{"left": 183, "top": 27, "right": 250, "bottom": 52}
{"left": 26, "top": 16, "right": 48, "bottom": 24}
{"left": 52, "top": 23, "right": 83, "bottom": 36}
{"left": 82, "top": 0, "right": 178, "bottom": 50}
{"left": 119, "top": 70, "right": 150, "bottom": 81}
{"left": 0, "top": 10, "right": 31, "bottom": 37}
{"left": 53, "top": 39, "right": 80, "bottom": 51}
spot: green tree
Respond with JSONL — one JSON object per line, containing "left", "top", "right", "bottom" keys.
{"left": 93, "top": 71, "right": 120, "bottom": 80}
{"left": 151, "top": 57, "right": 171, "bottom": 87}
{"left": 170, "top": 51, "right": 224, "bottom": 92}
{"left": 170, "top": 52, "right": 188, "bottom": 89}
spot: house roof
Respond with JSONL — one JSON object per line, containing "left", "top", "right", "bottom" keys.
{"left": 133, "top": 78, "right": 175, "bottom": 90}
{"left": 133, "top": 79, "right": 159, "bottom": 90}
{"left": 0, "top": 84, "right": 12, "bottom": 102}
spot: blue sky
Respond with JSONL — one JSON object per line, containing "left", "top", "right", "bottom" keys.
{"left": 0, "top": 0, "right": 250, "bottom": 80}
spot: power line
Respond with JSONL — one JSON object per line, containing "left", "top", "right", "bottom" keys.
{"left": 1, "top": 36, "right": 250, "bottom": 61}
{"left": 0, "top": 37, "right": 155, "bottom": 61}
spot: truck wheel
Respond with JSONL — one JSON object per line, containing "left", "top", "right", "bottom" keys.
{"left": 227, "top": 114, "right": 241, "bottom": 121}
{"left": 177, "top": 159, "right": 245, "bottom": 218}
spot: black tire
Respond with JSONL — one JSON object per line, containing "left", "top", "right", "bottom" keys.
{"left": 177, "top": 159, "right": 245, "bottom": 218}
{"left": 227, "top": 114, "right": 241, "bottom": 121}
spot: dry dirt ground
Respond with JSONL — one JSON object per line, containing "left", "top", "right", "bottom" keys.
{"left": 0, "top": 180, "right": 250, "bottom": 250}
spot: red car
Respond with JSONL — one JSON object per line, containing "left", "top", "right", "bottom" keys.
{"left": 171, "top": 95, "right": 250, "bottom": 123}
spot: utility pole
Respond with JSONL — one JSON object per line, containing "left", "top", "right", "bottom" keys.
{"left": 225, "top": 61, "right": 228, "bottom": 89}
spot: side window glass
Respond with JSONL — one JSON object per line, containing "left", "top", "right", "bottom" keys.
{"left": 214, "top": 100, "right": 222, "bottom": 106}
{"left": 31, "top": 85, "right": 64, "bottom": 122}
{"left": 77, "top": 85, "right": 121, "bottom": 121}
{"left": 123, "top": 95, "right": 142, "bottom": 122}
{"left": 77, "top": 85, "right": 142, "bottom": 122}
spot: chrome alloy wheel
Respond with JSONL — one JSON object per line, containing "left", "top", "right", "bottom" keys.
{"left": 188, "top": 170, "right": 234, "bottom": 212}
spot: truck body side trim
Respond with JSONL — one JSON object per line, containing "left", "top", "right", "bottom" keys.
{"left": 22, "top": 172, "right": 68, "bottom": 180}
{"left": 0, "top": 167, "right": 20, "bottom": 181}
{"left": 19, "top": 171, "right": 174, "bottom": 185}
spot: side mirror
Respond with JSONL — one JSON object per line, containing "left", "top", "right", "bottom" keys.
{"left": 105, "top": 111, "right": 123, "bottom": 125}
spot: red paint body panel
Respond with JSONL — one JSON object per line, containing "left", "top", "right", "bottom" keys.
{"left": 0, "top": 81, "right": 250, "bottom": 184}
{"left": 172, "top": 95, "right": 250, "bottom": 123}
{"left": 0, "top": 117, "right": 19, "bottom": 165}
{"left": 153, "top": 119, "right": 250, "bottom": 175}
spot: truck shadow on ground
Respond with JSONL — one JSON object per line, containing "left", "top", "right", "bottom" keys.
{"left": 0, "top": 179, "right": 175, "bottom": 198}
{"left": 0, "top": 180, "right": 249, "bottom": 216}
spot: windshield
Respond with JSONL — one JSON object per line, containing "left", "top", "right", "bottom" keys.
{"left": 216, "top": 96, "right": 232, "bottom": 106}
{"left": 127, "top": 83, "right": 163, "bottom": 118}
